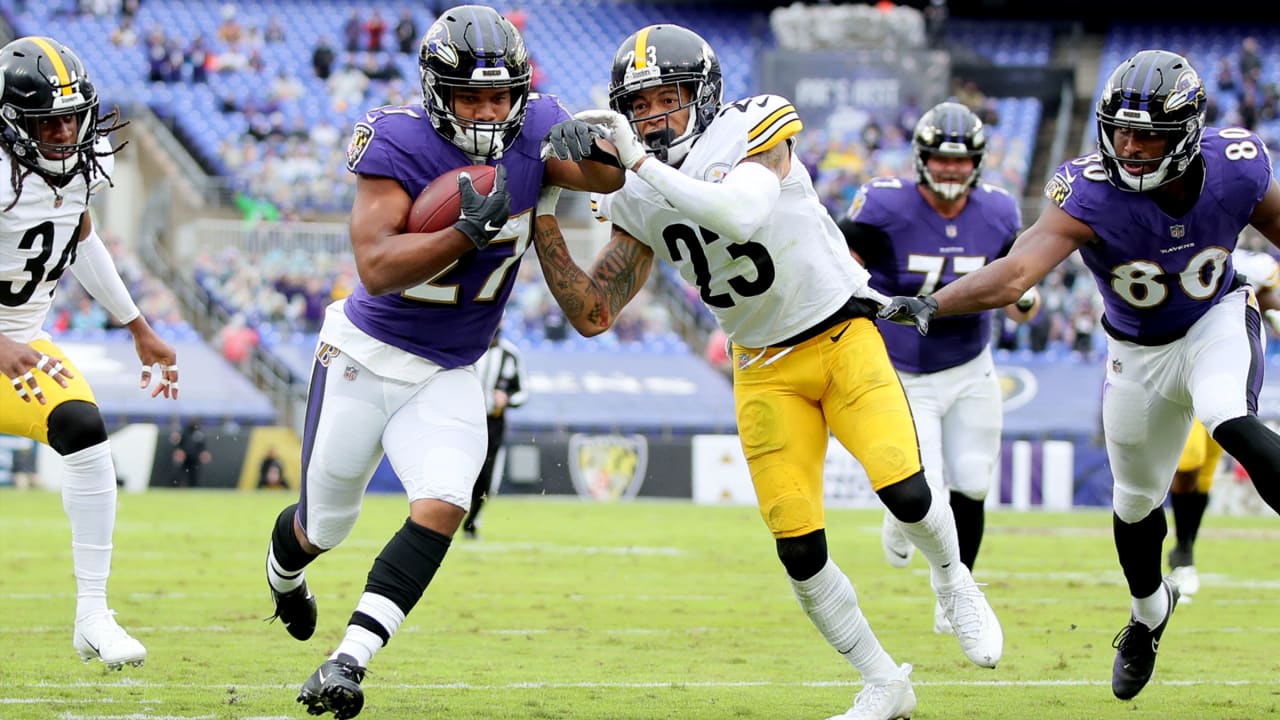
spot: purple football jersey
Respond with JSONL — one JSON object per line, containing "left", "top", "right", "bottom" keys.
{"left": 339, "top": 95, "right": 569, "bottom": 368}
{"left": 847, "top": 177, "right": 1022, "bottom": 373}
{"left": 1046, "top": 127, "right": 1273, "bottom": 342}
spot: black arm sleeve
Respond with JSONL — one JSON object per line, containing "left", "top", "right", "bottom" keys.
{"left": 836, "top": 215, "right": 892, "bottom": 268}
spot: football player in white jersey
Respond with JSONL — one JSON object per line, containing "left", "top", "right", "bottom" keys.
{"left": 0, "top": 37, "right": 178, "bottom": 669}
{"left": 1167, "top": 246, "right": 1280, "bottom": 601}
{"left": 535, "top": 24, "right": 1002, "bottom": 720}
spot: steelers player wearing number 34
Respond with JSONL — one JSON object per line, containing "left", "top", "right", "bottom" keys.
{"left": 879, "top": 49, "right": 1280, "bottom": 703}
{"left": 534, "top": 24, "right": 1002, "bottom": 720}
{"left": 0, "top": 37, "right": 178, "bottom": 670}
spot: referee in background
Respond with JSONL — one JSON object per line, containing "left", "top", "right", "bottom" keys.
{"left": 463, "top": 325, "right": 529, "bottom": 539}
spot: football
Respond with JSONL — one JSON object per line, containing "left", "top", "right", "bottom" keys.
{"left": 407, "top": 164, "right": 498, "bottom": 234}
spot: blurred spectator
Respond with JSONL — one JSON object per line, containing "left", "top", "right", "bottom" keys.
{"left": 1214, "top": 57, "right": 1236, "bottom": 94}
{"left": 365, "top": 10, "right": 387, "bottom": 53}
{"left": 1239, "top": 36, "right": 1263, "bottom": 81}
{"left": 265, "top": 15, "right": 287, "bottom": 43}
{"left": 219, "top": 312, "right": 260, "bottom": 370}
{"left": 327, "top": 59, "right": 370, "bottom": 112}
{"left": 395, "top": 10, "right": 418, "bottom": 54}
{"left": 343, "top": 9, "right": 363, "bottom": 52}
{"left": 704, "top": 327, "right": 731, "bottom": 378}
{"left": 70, "top": 297, "right": 107, "bottom": 331}
{"left": 312, "top": 35, "right": 336, "bottom": 80}
{"left": 188, "top": 34, "right": 210, "bottom": 83}
{"left": 121, "top": 0, "right": 139, "bottom": 18}
{"left": 270, "top": 70, "right": 305, "bottom": 103}
{"left": 146, "top": 28, "right": 168, "bottom": 82}
{"left": 110, "top": 17, "right": 137, "bottom": 48}
{"left": 216, "top": 3, "right": 243, "bottom": 45}
{"left": 169, "top": 421, "right": 213, "bottom": 488}
{"left": 258, "top": 447, "right": 287, "bottom": 490}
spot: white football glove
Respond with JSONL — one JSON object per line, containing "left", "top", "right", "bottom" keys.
{"left": 573, "top": 109, "right": 648, "bottom": 170}
{"left": 536, "top": 184, "right": 562, "bottom": 217}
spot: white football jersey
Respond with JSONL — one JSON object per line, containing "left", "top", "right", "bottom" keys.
{"left": 0, "top": 138, "right": 113, "bottom": 342}
{"left": 1233, "top": 248, "right": 1280, "bottom": 291}
{"left": 593, "top": 94, "right": 873, "bottom": 348}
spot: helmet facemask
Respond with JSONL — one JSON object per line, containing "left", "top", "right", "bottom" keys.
{"left": 912, "top": 102, "right": 985, "bottom": 201}
{"left": 0, "top": 57, "right": 99, "bottom": 178}
{"left": 423, "top": 71, "right": 529, "bottom": 160}
{"left": 1095, "top": 51, "right": 1206, "bottom": 193}
{"left": 418, "top": 6, "right": 532, "bottom": 161}
{"left": 608, "top": 25, "right": 722, "bottom": 167}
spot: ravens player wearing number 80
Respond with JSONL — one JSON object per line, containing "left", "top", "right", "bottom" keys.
{"left": 879, "top": 49, "right": 1280, "bottom": 702}
{"left": 0, "top": 37, "right": 179, "bottom": 669}
{"left": 534, "top": 24, "right": 1003, "bottom": 720}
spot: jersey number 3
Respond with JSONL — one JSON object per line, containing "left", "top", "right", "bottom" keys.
{"left": 0, "top": 221, "right": 77, "bottom": 307}
{"left": 663, "top": 224, "right": 775, "bottom": 308}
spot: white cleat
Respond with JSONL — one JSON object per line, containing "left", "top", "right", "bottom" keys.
{"left": 933, "top": 600, "right": 954, "bottom": 635}
{"left": 73, "top": 610, "right": 147, "bottom": 670}
{"left": 936, "top": 575, "right": 1002, "bottom": 668}
{"left": 828, "top": 663, "right": 916, "bottom": 720}
{"left": 881, "top": 513, "right": 914, "bottom": 568}
{"left": 1170, "top": 565, "right": 1200, "bottom": 603}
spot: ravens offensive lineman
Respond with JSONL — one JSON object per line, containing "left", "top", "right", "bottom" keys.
{"left": 535, "top": 24, "right": 1003, "bottom": 720}
{"left": 838, "top": 101, "right": 1037, "bottom": 635}
{"left": 259, "top": 6, "right": 624, "bottom": 718}
{"left": 880, "top": 49, "right": 1280, "bottom": 701}
{"left": 0, "top": 37, "right": 179, "bottom": 669}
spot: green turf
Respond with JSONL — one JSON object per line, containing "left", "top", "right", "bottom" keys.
{"left": 2, "top": 488, "right": 1280, "bottom": 719}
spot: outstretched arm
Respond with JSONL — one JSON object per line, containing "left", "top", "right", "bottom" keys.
{"left": 532, "top": 215, "right": 653, "bottom": 337}
{"left": 933, "top": 203, "right": 1089, "bottom": 317}
{"left": 632, "top": 146, "right": 783, "bottom": 243}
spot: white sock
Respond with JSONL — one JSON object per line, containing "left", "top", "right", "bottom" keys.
{"left": 789, "top": 558, "right": 900, "bottom": 683}
{"left": 267, "top": 542, "right": 305, "bottom": 593}
{"left": 333, "top": 626, "right": 383, "bottom": 668}
{"left": 61, "top": 441, "right": 116, "bottom": 622}
{"left": 897, "top": 489, "right": 967, "bottom": 590}
{"left": 1132, "top": 585, "right": 1170, "bottom": 629}
{"left": 334, "top": 592, "right": 406, "bottom": 667}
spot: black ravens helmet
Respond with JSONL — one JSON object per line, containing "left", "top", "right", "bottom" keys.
{"left": 1096, "top": 50, "right": 1207, "bottom": 192}
{"left": 418, "top": 5, "right": 532, "bottom": 160}
{"left": 0, "top": 36, "right": 99, "bottom": 178}
{"left": 913, "top": 101, "right": 986, "bottom": 201}
{"left": 608, "top": 25, "right": 722, "bottom": 166}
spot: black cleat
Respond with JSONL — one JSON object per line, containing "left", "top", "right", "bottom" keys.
{"left": 298, "top": 653, "right": 366, "bottom": 719}
{"left": 1112, "top": 578, "right": 1179, "bottom": 700}
{"left": 268, "top": 580, "right": 317, "bottom": 641}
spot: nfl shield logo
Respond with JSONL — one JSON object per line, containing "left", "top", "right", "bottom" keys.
{"left": 343, "top": 365, "right": 358, "bottom": 382}
{"left": 567, "top": 433, "right": 648, "bottom": 501}
{"left": 945, "top": 224, "right": 957, "bottom": 238}
{"left": 1170, "top": 225, "right": 1185, "bottom": 239}
{"left": 1111, "top": 358, "right": 1123, "bottom": 374}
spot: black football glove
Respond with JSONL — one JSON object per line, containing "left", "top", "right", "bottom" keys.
{"left": 454, "top": 164, "right": 510, "bottom": 250}
{"left": 877, "top": 294, "right": 938, "bottom": 336}
{"left": 543, "top": 118, "right": 621, "bottom": 167}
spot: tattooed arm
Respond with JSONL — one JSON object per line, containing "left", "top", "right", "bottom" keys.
{"left": 532, "top": 215, "right": 654, "bottom": 337}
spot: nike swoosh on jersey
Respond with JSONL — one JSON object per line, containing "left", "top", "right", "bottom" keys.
{"left": 830, "top": 323, "right": 851, "bottom": 342}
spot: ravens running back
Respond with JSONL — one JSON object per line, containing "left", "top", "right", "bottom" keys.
{"left": 0, "top": 36, "right": 178, "bottom": 670}
{"left": 259, "top": 6, "right": 625, "bottom": 719}
{"left": 533, "top": 23, "right": 1003, "bottom": 720}
{"left": 879, "top": 49, "right": 1280, "bottom": 702}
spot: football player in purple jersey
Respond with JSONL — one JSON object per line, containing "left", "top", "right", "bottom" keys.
{"left": 838, "top": 101, "right": 1038, "bottom": 636}
{"left": 880, "top": 50, "right": 1280, "bottom": 701}
{"left": 259, "top": 6, "right": 624, "bottom": 718}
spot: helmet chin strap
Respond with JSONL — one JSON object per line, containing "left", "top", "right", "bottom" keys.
{"left": 643, "top": 128, "right": 677, "bottom": 163}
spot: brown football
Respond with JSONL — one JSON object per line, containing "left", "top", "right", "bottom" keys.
{"left": 407, "top": 164, "right": 498, "bottom": 233}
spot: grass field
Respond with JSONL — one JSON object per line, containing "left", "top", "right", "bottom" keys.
{"left": 3, "top": 489, "right": 1280, "bottom": 720}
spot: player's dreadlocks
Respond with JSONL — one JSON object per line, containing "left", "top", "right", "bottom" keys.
{"left": 3, "top": 106, "right": 129, "bottom": 212}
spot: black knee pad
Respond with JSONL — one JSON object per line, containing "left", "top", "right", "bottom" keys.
{"left": 876, "top": 471, "right": 932, "bottom": 524}
{"left": 775, "top": 529, "right": 828, "bottom": 581}
{"left": 46, "top": 400, "right": 108, "bottom": 456}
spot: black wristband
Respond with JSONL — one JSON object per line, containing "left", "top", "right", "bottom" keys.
{"left": 585, "top": 140, "right": 624, "bottom": 169}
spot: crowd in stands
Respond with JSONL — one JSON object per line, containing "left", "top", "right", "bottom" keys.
{"left": 45, "top": 232, "right": 190, "bottom": 340}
